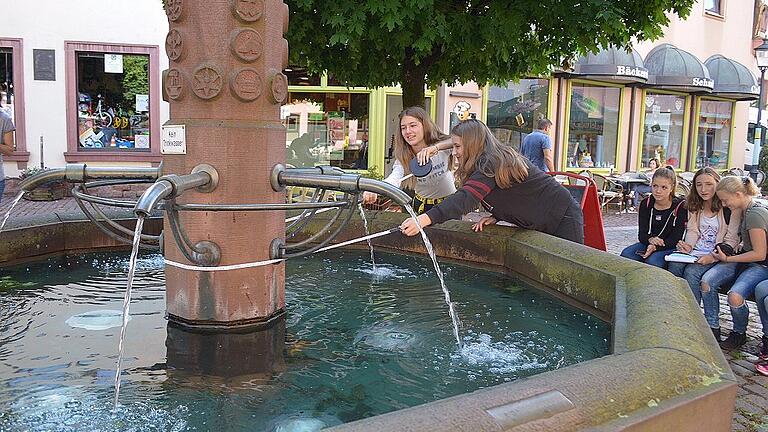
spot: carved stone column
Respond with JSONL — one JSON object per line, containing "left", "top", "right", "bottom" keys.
{"left": 162, "top": 0, "right": 290, "bottom": 329}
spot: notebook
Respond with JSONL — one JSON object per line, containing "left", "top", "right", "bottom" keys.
{"left": 664, "top": 252, "right": 698, "bottom": 264}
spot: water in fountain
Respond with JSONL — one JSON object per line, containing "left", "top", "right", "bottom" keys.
{"left": 0, "top": 249, "right": 610, "bottom": 430}
{"left": 403, "top": 205, "right": 462, "bottom": 347}
{"left": 0, "top": 192, "right": 25, "bottom": 232}
{"left": 113, "top": 216, "right": 145, "bottom": 408}
{"left": 356, "top": 204, "right": 377, "bottom": 272}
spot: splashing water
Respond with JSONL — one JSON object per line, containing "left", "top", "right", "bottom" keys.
{"left": 0, "top": 192, "right": 24, "bottom": 233}
{"left": 357, "top": 203, "right": 377, "bottom": 272}
{"left": 113, "top": 216, "right": 145, "bottom": 409}
{"left": 403, "top": 205, "right": 462, "bottom": 347}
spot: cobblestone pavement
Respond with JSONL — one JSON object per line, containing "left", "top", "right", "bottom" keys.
{"left": 2, "top": 198, "right": 768, "bottom": 429}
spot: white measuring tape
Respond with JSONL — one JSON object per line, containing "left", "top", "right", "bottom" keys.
{"left": 164, "top": 227, "right": 401, "bottom": 272}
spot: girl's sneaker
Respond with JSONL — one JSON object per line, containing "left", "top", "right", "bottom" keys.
{"left": 756, "top": 361, "right": 768, "bottom": 377}
{"left": 760, "top": 335, "right": 768, "bottom": 361}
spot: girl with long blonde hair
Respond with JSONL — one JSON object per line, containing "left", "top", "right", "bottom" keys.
{"left": 363, "top": 106, "right": 454, "bottom": 213}
{"left": 400, "top": 119, "right": 583, "bottom": 243}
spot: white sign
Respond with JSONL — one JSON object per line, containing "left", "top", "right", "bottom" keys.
{"left": 135, "top": 134, "right": 150, "bottom": 149}
{"left": 135, "top": 94, "right": 149, "bottom": 112}
{"left": 104, "top": 54, "right": 124, "bottom": 73}
{"left": 161, "top": 125, "right": 186, "bottom": 154}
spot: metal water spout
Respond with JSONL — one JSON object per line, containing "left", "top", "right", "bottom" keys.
{"left": 133, "top": 164, "right": 219, "bottom": 217}
{"left": 270, "top": 164, "right": 412, "bottom": 206}
{"left": 19, "top": 163, "right": 161, "bottom": 192}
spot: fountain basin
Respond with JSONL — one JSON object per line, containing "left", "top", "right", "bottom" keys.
{"left": 0, "top": 210, "right": 736, "bottom": 431}
{"left": 292, "top": 211, "right": 736, "bottom": 432}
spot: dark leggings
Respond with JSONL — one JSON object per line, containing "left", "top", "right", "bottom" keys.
{"left": 551, "top": 203, "right": 584, "bottom": 244}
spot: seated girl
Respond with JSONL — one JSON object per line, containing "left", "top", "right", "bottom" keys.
{"left": 399, "top": 119, "right": 583, "bottom": 244}
{"left": 667, "top": 167, "right": 740, "bottom": 341}
{"left": 620, "top": 166, "right": 687, "bottom": 268}
{"left": 706, "top": 176, "right": 768, "bottom": 351}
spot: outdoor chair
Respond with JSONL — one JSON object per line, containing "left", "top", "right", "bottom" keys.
{"left": 592, "top": 173, "right": 624, "bottom": 213}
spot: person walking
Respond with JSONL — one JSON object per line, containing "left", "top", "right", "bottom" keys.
{"left": 400, "top": 119, "right": 583, "bottom": 244}
{"left": 520, "top": 118, "right": 554, "bottom": 173}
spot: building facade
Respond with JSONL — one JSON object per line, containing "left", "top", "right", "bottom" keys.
{"left": 0, "top": 0, "right": 763, "bottom": 188}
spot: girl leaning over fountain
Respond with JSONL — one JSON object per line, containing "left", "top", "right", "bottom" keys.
{"left": 399, "top": 119, "right": 584, "bottom": 244}
{"left": 666, "top": 167, "right": 741, "bottom": 342}
{"left": 363, "top": 106, "right": 455, "bottom": 214}
{"left": 704, "top": 176, "right": 768, "bottom": 356}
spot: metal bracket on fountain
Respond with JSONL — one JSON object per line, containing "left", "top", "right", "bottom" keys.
{"left": 269, "top": 164, "right": 412, "bottom": 260}
{"left": 18, "top": 163, "right": 163, "bottom": 249}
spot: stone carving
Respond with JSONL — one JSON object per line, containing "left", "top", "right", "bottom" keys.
{"left": 166, "top": 0, "right": 183, "bottom": 21}
{"left": 230, "top": 68, "right": 263, "bottom": 102}
{"left": 165, "top": 30, "right": 184, "bottom": 62}
{"left": 231, "top": 29, "right": 263, "bottom": 63}
{"left": 268, "top": 70, "right": 289, "bottom": 104}
{"left": 164, "top": 68, "right": 185, "bottom": 101}
{"left": 232, "top": 0, "right": 264, "bottom": 22}
{"left": 192, "top": 66, "right": 223, "bottom": 100}
{"left": 282, "top": 3, "right": 290, "bottom": 35}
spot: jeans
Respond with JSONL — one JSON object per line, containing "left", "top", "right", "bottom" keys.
{"left": 633, "top": 184, "right": 652, "bottom": 207}
{"left": 755, "top": 280, "right": 768, "bottom": 338}
{"left": 668, "top": 261, "right": 719, "bottom": 328}
{"left": 0, "top": 179, "right": 4, "bottom": 204}
{"left": 620, "top": 242, "right": 675, "bottom": 269}
{"left": 727, "top": 264, "right": 768, "bottom": 333}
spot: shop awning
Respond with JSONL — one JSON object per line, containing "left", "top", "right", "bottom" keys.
{"left": 704, "top": 55, "right": 759, "bottom": 101}
{"left": 569, "top": 45, "right": 648, "bottom": 84}
{"left": 644, "top": 43, "right": 713, "bottom": 92}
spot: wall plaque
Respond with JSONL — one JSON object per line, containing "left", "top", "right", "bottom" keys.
{"left": 33, "top": 49, "right": 55, "bottom": 81}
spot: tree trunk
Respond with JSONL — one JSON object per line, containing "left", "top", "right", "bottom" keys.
{"left": 401, "top": 65, "right": 426, "bottom": 109}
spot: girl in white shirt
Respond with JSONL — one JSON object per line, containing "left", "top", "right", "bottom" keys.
{"left": 363, "top": 107, "right": 455, "bottom": 213}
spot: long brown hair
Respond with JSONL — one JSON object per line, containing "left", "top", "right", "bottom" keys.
{"left": 450, "top": 119, "right": 528, "bottom": 187}
{"left": 393, "top": 106, "right": 450, "bottom": 189}
{"left": 687, "top": 167, "right": 722, "bottom": 213}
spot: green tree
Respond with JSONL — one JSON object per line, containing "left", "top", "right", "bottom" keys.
{"left": 122, "top": 55, "right": 149, "bottom": 114}
{"left": 286, "top": 0, "right": 694, "bottom": 108}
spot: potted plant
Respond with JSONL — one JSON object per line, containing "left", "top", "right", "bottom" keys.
{"left": 19, "top": 167, "right": 67, "bottom": 201}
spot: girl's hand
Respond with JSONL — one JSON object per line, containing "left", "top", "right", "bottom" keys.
{"left": 641, "top": 244, "right": 657, "bottom": 259}
{"left": 472, "top": 216, "right": 497, "bottom": 232}
{"left": 416, "top": 146, "right": 436, "bottom": 166}
{"left": 648, "top": 237, "right": 665, "bottom": 247}
{"left": 696, "top": 254, "right": 715, "bottom": 265}
{"left": 676, "top": 241, "right": 693, "bottom": 253}
{"left": 363, "top": 191, "right": 378, "bottom": 204}
{"left": 399, "top": 214, "right": 432, "bottom": 236}
{"left": 712, "top": 246, "right": 729, "bottom": 262}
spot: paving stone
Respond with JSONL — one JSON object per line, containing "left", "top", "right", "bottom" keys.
{"left": 745, "top": 384, "right": 768, "bottom": 400}
{"left": 744, "top": 395, "right": 768, "bottom": 413}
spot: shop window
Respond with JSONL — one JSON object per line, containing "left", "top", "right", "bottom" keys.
{"left": 1, "top": 48, "right": 15, "bottom": 120}
{"left": 65, "top": 42, "right": 160, "bottom": 162}
{"left": 641, "top": 92, "right": 687, "bottom": 169}
{"left": 282, "top": 92, "right": 370, "bottom": 169}
{"left": 704, "top": 0, "right": 723, "bottom": 15}
{"left": 75, "top": 52, "right": 151, "bottom": 151}
{"left": 566, "top": 83, "right": 620, "bottom": 169}
{"left": 284, "top": 66, "right": 321, "bottom": 86}
{"left": 487, "top": 79, "right": 550, "bottom": 151}
{"left": 696, "top": 99, "right": 733, "bottom": 169}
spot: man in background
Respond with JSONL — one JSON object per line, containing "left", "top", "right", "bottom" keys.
{"left": 521, "top": 118, "right": 554, "bottom": 172}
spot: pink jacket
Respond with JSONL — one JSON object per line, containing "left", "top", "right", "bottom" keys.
{"left": 684, "top": 208, "right": 741, "bottom": 250}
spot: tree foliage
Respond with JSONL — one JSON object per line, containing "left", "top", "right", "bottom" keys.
{"left": 286, "top": 0, "right": 695, "bottom": 107}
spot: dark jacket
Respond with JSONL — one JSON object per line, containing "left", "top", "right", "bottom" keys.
{"left": 426, "top": 163, "right": 580, "bottom": 236}
{"left": 637, "top": 195, "right": 687, "bottom": 250}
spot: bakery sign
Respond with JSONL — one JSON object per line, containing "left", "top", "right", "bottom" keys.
{"left": 615, "top": 65, "right": 649, "bottom": 80}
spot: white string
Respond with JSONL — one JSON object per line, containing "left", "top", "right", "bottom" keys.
{"left": 164, "top": 228, "right": 400, "bottom": 272}
{"left": 285, "top": 206, "right": 335, "bottom": 223}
